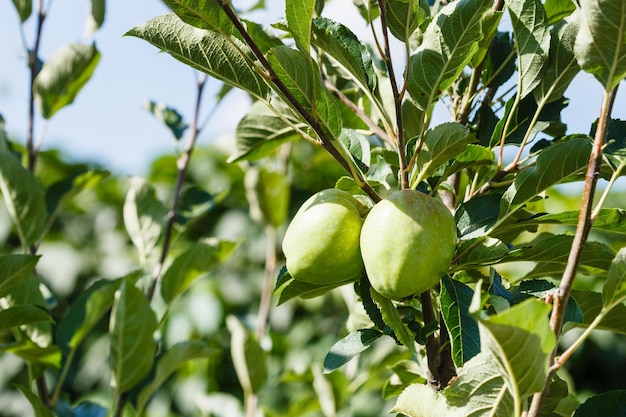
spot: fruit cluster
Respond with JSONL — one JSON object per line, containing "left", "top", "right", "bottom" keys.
{"left": 282, "top": 188, "right": 457, "bottom": 300}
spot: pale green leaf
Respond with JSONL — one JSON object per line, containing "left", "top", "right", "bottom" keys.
{"left": 407, "top": 0, "right": 491, "bottom": 111}
{"left": 286, "top": 0, "right": 315, "bottom": 54}
{"left": 0, "top": 254, "right": 40, "bottom": 298}
{"left": 126, "top": 14, "right": 269, "bottom": 99}
{"left": 384, "top": 0, "right": 425, "bottom": 42}
{"left": 161, "top": 239, "right": 240, "bottom": 304}
{"left": 479, "top": 299, "right": 555, "bottom": 399}
{"left": 0, "top": 305, "right": 52, "bottom": 333}
{"left": 110, "top": 280, "right": 158, "bottom": 392}
{"left": 85, "top": 0, "right": 105, "bottom": 35}
{"left": 544, "top": 0, "right": 576, "bottom": 25}
{"left": 226, "top": 316, "right": 267, "bottom": 394}
{"left": 392, "top": 383, "right": 448, "bottom": 417}
{"left": 0, "top": 141, "right": 47, "bottom": 246}
{"left": 534, "top": 11, "right": 581, "bottom": 104}
{"left": 445, "top": 352, "right": 515, "bottom": 417}
{"left": 11, "top": 0, "right": 32, "bottom": 23}
{"left": 136, "top": 341, "right": 219, "bottom": 413}
{"left": 574, "top": 0, "right": 626, "bottom": 90}
{"left": 412, "top": 122, "right": 475, "bottom": 186}
{"left": 602, "top": 247, "right": 626, "bottom": 307}
{"left": 34, "top": 43, "right": 100, "bottom": 119}
{"left": 440, "top": 276, "right": 480, "bottom": 367}
{"left": 244, "top": 166, "right": 290, "bottom": 227}
{"left": 162, "top": 0, "right": 235, "bottom": 34}
{"left": 370, "top": 289, "right": 416, "bottom": 351}
{"left": 506, "top": 0, "right": 551, "bottom": 98}
{"left": 323, "top": 329, "right": 382, "bottom": 373}
{"left": 311, "top": 17, "right": 377, "bottom": 91}
{"left": 123, "top": 177, "right": 167, "bottom": 266}
{"left": 532, "top": 208, "right": 626, "bottom": 235}
{"left": 15, "top": 385, "right": 54, "bottom": 417}
{"left": 502, "top": 138, "right": 592, "bottom": 211}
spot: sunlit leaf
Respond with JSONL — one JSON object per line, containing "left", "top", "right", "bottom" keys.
{"left": 544, "top": 0, "right": 576, "bottom": 25}
{"left": 384, "top": 0, "right": 425, "bottom": 42}
{"left": 286, "top": 0, "right": 315, "bottom": 55}
{"left": 603, "top": 247, "right": 626, "bottom": 307}
{"left": 226, "top": 316, "right": 267, "bottom": 394}
{"left": 533, "top": 208, "right": 626, "bottom": 235}
{"left": 85, "top": 0, "right": 105, "bottom": 35}
{"left": 34, "top": 43, "right": 100, "bottom": 119}
{"left": 574, "top": 0, "right": 626, "bottom": 90}
{"left": 126, "top": 14, "right": 269, "bottom": 99}
{"left": 370, "top": 289, "right": 416, "bottom": 351}
{"left": 244, "top": 166, "right": 290, "bottom": 227}
{"left": 0, "top": 305, "right": 52, "bottom": 333}
{"left": 506, "top": 0, "right": 551, "bottom": 98}
{"left": 323, "top": 329, "right": 382, "bottom": 373}
{"left": 110, "top": 280, "right": 158, "bottom": 393}
{"left": 11, "top": 0, "right": 32, "bottom": 22}
{"left": 392, "top": 383, "right": 448, "bottom": 416}
{"left": 162, "top": 0, "right": 235, "bottom": 35}
{"left": 0, "top": 254, "right": 40, "bottom": 298}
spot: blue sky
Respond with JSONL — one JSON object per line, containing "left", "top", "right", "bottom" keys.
{"left": 1, "top": 1, "right": 624, "bottom": 177}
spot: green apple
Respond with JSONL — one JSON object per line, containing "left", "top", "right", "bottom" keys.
{"left": 360, "top": 190, "right": 456, "bottom": 300}
{"left": 282, "top": 189, "right": 365, "bottom": 285}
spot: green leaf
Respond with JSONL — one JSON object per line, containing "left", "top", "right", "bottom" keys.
{"left": 0, "top": 141, "right": 47, "bottom": 246}
{"left": 340, "top": 129, "right": 371, "bottom": 171}
{"left": 123, "top": 177, "right": 167, "bottom": 266}
{"left": 544, "top": 0, "right": 576, "bottom": 25}
{"left": 228, "top": 100, "right": 301, "bottom": 163}
{"left": 143, "top": 101, "right": 188, "bottom": 140}
{"left": 370, "top": 289, "right": 416, "bottom": 351}
{"left": 274, "top": 269, "right": 353, "bottom": 305}
{"left": 571, "top": 289, "right": 626, "bottom": 334}
{"left": 15, "top": 384, "right": 55, "bottom": 417}
{"left": 443, "top": 144, "right": 495, "bottom": 179}
{"left": 161, "top": 239, "right": 240, "bottom": 304}
{"left": 85, "top": 0, "right": 105, "bottom": 34}
{"left": 534, "top": 11, "right": 581, "bottom": 104}
{"left": 286, "top": 0, "right": 315, "bottom": 55}
{"left": 574, "top": 0, "right": 626, "bottom": 90}
{"left": 3, "top": 340, "right": 61, "bottom": 371}
{"left": 479, "top": 299, "right": 555, "bottom": 399}
{"left": 311, "top": 17, "right": 377, "bottom": 92}
{"left": 391, "top": 383, "right": 448, "bottom": 416}
{"left": 455, "top": 237, "right": 510, "bottom": 269}
{"left": 506, "top": 0, "right": 551, "bottom": 98}
{"left": 162, "top": 0, "right": 235, "bottom": 35}
{"left": 11, "top": 0, "right": 32, "bottom": 22}
{"left": 384, "top": 0, "right": 425, "bottom": 42}
{"left": 440, "top": 276, "right": 480, "bottom": 367}
{"left": 45, "top": 169, "right": 110, "bottom": 217}
{"left": 110, "top": 280, "right": 158, "bottom": 393}
{"left": 136, "top": 341, "right": 219, "bottom": 414}
{"left": 407, "top": 0, "right": 491, "bottom": 111}
{"left": 0, "top": 254, "right": 40, "bottom": 298}
{"left": 411, "top": 122, "right": 475, "bottom": 186}
{"left": 532, "top": 208, "right": 626, "bottom": 235}
{"left": 34, "top": 43, "right": 100, "bottom": 119}
{"left": 126, "top": 14, "right": 269, "bottom": 99}
{"left": 244, "top": 166, "right": 290, "bottom": 227}
{"left": 242, "top": 19, "right": 284, "bottom": 53}
{"left": 573, "top": 390, "right": 626, "bottom": 417}
{"left": 455, "top": 194, "right": 500, "bottom": 239}
{"left": 445, "top": 352, "right": 515, "bottom": 417}
{"left": 471, "top": 10, "right": 504, "bottom": 68}
{"left": 323, "top": 329, "right": 382, "bottom": 373}
{"left": 0, "top": 305, "right": 52, "bottom": 333}
{"left": 603, "top": 247, "right": 626, "bottom": 307}
{"left": 226, "top": 316, "right": 267, "bottom": 394}
{"left": 502, "top": 138, "right": 592, "bottom": 210}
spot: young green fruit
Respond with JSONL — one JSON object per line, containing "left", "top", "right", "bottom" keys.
{"left": 360, "top": 190, "right": 456, "bottom": 300}
{"left": 282, "top": 189, "right": 364, "bottom": 285}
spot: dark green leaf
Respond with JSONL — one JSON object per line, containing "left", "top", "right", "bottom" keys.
{"left": 286, "top": 0, "right": 315, "bottom": 55}
{"left": 407, "top": 0, "right": 491, "bottom": 111}
{"left": 123, "top": 177, "right": 167, "bottom": 266}
{"left": 384, "top": 0, "right": 425, "bottom": 42}
{"left": 162, "top": 0, "right": 235, "bottom": 35}
{"left": 311, "top": 17, "right": 377, "bottom": 91}
{"left": 440, "top": 276, "right": 480, "bottom": 367}
{"left": 532, "top": 208, "right": 626, "bottom": 235}
{"left": 455, "top": 237, "right": 510, "bottom": 269}
{"left": 481, "top": 31, "right": 516, "bottom": 89}
{"left": 242, "top": 19, "right": 284, "bottom": 53}
{"left": 574, "top": 0, "right": 626, "bottom": 90}
{"left": 126, "top": 14, "right": 269, "bottom": 99}
{"left": 443, "top": 144, "right": 495, "bottom": 179}
{"left": 175, "top": 186, "right": 215, "bottom": 226}
{"left": 370, "top": 289, "right": 416, "bottom": 351}
{"left": 227, "top": 316, "right": 267, "bottom": 394}
{"left": 573, "top": 390, "right": 626, "bottom": 417}
{"left": 45, "top": 169, "right": 110, "bottom": 216}
{"left": 506, "top": 0, "right": 551, "bottom": 98}
{"left": 0, "top": 305, "right": 52, "bottom": 333}
{"left": 110, "top": 280, "right": 158, "bottom": 393}
{"left": 603, "top": 247, "right": 626, "bottom": 307}
{"left": 136, "top": 341, "right": 219, "bottom": 413}
{"left": 11, "top": 0, "right": 32, "bottom": 22}
{"left": 161, "top": 239, "right": 240, "bottom": 304}
{"left": 455, "top": 194, "right": 500, "bottom": 239}
{"left": 275, "top": 271, "right": 353, "bottom": 305}
{"left": 0, "top": 254, "right": 40, "bottom": 298}
{"left": 0, "top": 141, "right": 47, "bottom": 246}
{"left": 143, "top": 101, "right": 188, "bottom": 140}
{"left": 15, "top": 385, "right": 54, "bottom": 417}
{"left": 534, "top": 12, "right": 581, "bottom": 104}
{"left": 85, "top": 0, "right": 105, "bottom": 34}
{"left": 323, "top": 329, "right": 382, "bottom": 373}
{"left": 34, "top": 43, "right": 100, "bottom": 119}
{"left": 571, "top": 289, "right": 626, "bottom": 335}
{"left": 502, "top": 138, "right": 592, "bottom": 210}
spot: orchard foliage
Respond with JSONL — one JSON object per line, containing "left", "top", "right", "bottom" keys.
{"left": 1, "top": 0, "right": 626, "bottom": 416}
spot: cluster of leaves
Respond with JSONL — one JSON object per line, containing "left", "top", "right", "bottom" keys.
{"left": 128, "top": 0, "right": 626, "bottom": 416}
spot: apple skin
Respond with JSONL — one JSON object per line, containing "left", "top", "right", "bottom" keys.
{"left": 360, "top": 190, "right": 457, "bottom": 300}
{"left": 282, "top": 189, "right": 364, "bottom": 285}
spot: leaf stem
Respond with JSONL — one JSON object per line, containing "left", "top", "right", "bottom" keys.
{"left": 527, "top": 86, "right": 618, "bottom": 417}
{"left": 147, "top": 74, "right": 207, "bottom": 302}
